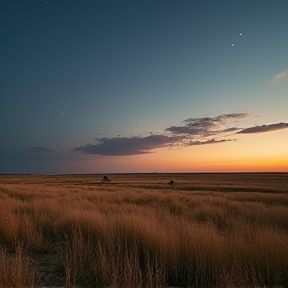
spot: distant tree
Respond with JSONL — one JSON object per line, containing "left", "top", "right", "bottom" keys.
{"left": 102, "top": 175, "right": 111, "bottom": 182}
{"left": 168, "top": 180, "right": 174, "bottom": 185}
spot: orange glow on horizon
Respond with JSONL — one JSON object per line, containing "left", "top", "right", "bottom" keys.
{"left": 73, "top": 151, "right": 288, "bottom": 173}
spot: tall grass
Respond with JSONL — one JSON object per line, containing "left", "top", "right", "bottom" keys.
{"left": 0, "top": 242, "right": 36, "bottom": 288}
{"left": 0, "top": 173, "right": 288, "bottom": 287}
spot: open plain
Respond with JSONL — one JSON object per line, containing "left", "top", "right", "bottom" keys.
{"left": 0, "top": 173, "right": 288, "bottom": 288}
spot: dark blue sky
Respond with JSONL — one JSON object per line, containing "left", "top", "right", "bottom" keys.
{"left": 1, "top": 0, "right": 288, "bottom": 173}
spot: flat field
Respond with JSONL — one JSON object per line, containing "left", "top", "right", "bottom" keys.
{"left": 0, "top": 173, "right": 288, "bottom": 288}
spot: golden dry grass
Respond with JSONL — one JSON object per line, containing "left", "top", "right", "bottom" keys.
{"left": 0, "top": 173, "right": 287, "bottom": 288}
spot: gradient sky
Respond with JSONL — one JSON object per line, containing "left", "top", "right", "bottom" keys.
{"left": 1, "top": 0, "right": 288, "bottom": 173}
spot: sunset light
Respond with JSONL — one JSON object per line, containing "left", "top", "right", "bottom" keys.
{"left": 1, "top": 1, "right": 287, "bottom": 173}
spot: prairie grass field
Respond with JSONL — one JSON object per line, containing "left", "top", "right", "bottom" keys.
{"left": 0, "top": 173, "right": 288, "bottom": 288}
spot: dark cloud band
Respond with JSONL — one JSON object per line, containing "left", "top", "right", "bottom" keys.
{"left": 73, "top": 135, "right": 184, "bottom": 156}
{"left": 238, "top": 123, "right": 288, "bottom": 134}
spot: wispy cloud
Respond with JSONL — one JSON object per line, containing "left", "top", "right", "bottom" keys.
{"left": 73, "top": 113, "right": 287, "bottom": 156}
{"left": 186, "top": 138, "right": 236, "bottom": 146}
{"left": 27, "top": 145, "right": 55, "bottom": 153}
{"left": 166, "top": 113, "right": 248, "bottom": 136}
{"left": 238, "top": 123, "right": 288, "bottom": 134}
{"left": 270, "top": 70, "right": 288, "bottom": 83}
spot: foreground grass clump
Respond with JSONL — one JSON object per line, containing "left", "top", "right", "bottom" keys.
{"left": 0, "top": 173, "right": 288, "bottom": 288}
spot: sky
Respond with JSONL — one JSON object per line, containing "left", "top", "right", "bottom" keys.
{"left": 1, "top": 0, "right": 288, "bottom": 174}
